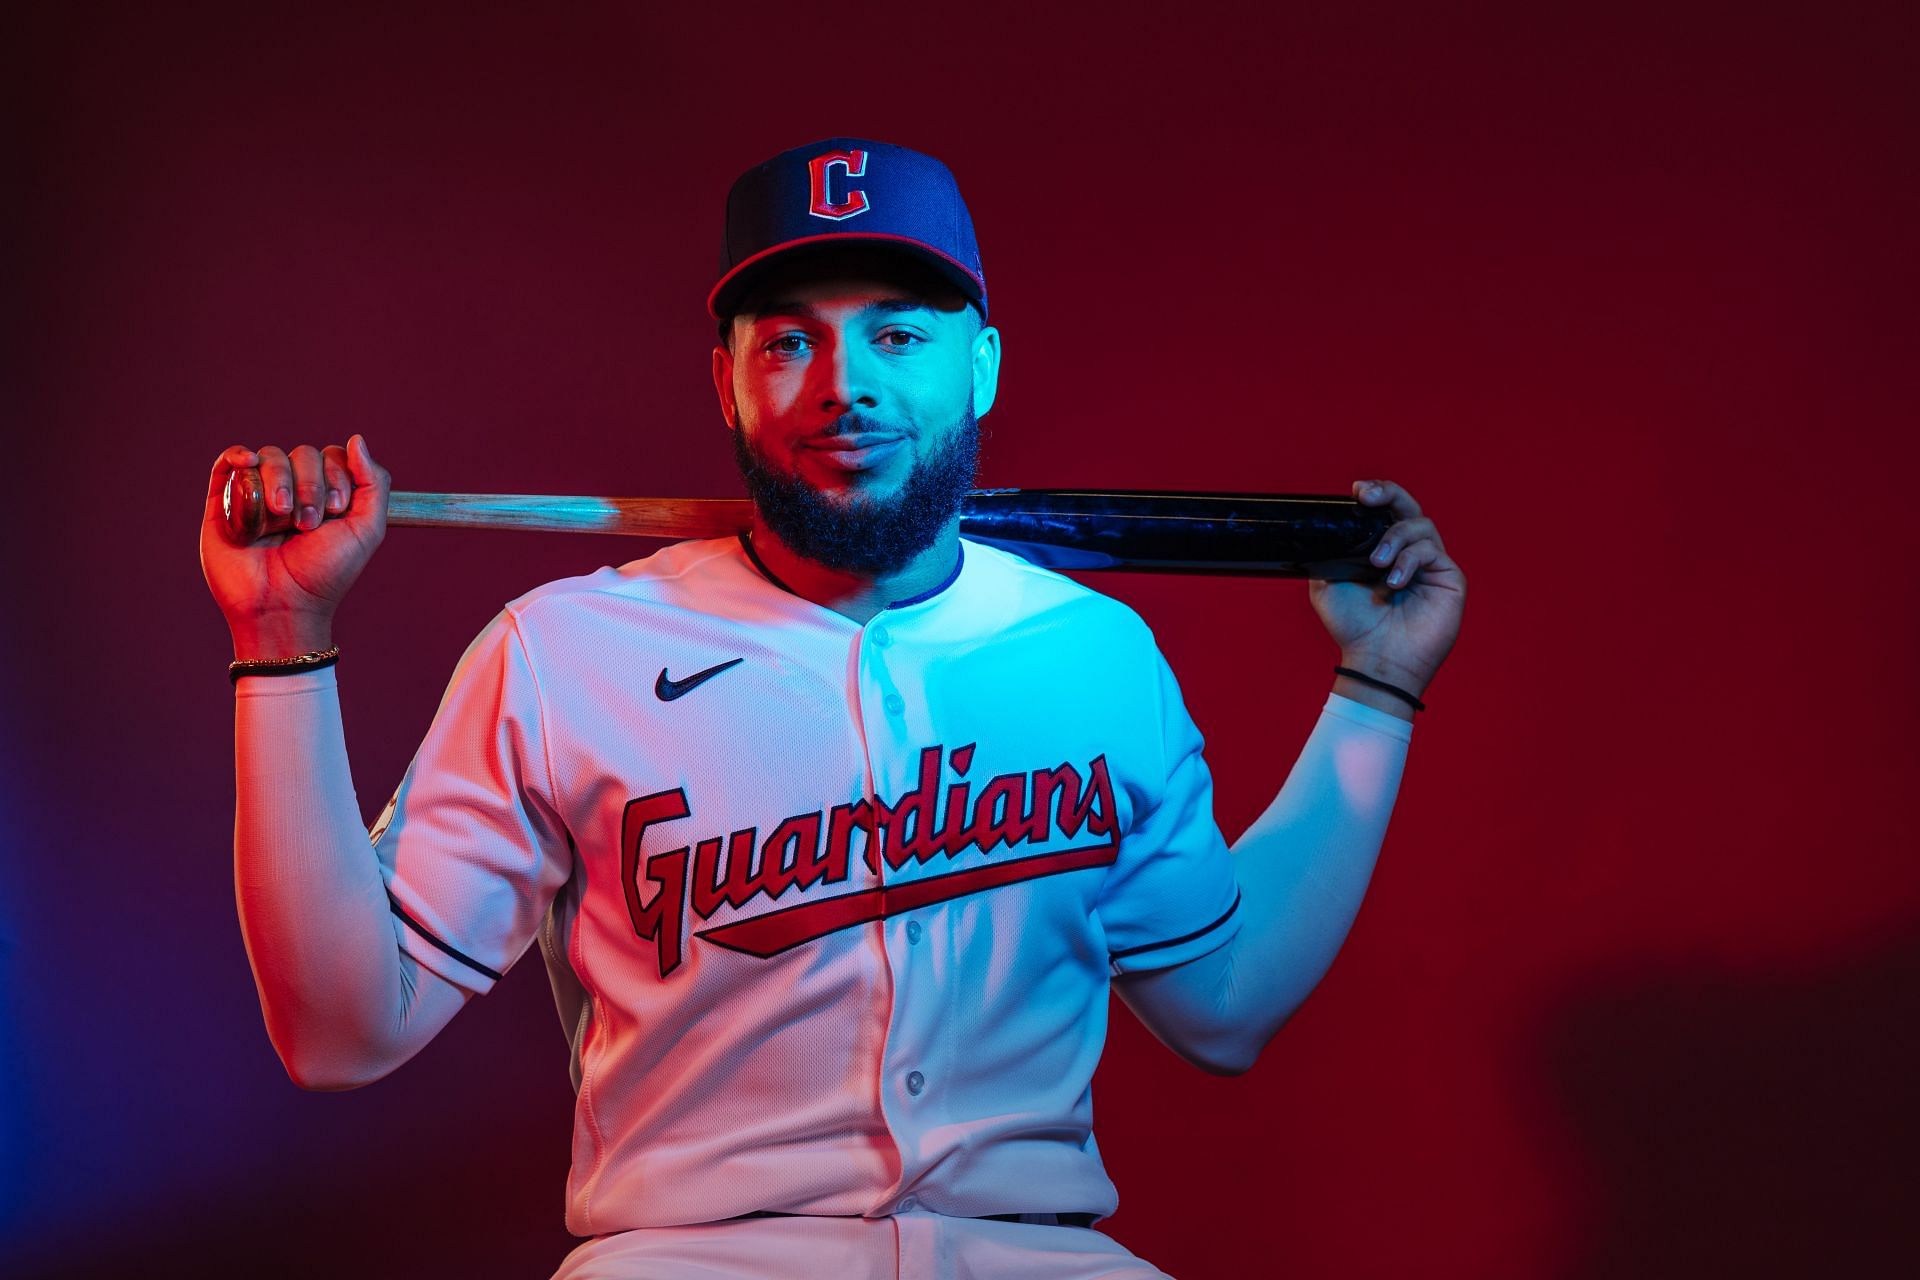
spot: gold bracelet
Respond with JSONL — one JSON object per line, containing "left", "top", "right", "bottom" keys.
{"left": 229, "top": 645, "right": 341, "bottom": 685}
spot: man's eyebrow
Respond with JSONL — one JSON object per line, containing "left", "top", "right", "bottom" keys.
{"left": 747, "top": 297, "right": 939, "bottom": 322}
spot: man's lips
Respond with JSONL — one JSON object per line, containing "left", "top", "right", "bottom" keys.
{"left": 801, "top": 433, "right": 908, "bottom": 472}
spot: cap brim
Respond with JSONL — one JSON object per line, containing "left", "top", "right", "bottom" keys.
{"left": 708, "top": 232, "right": 987, "bottom": 320}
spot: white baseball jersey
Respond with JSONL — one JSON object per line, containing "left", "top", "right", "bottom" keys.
{"left": 369, "top": 533, "right": 1244, "bottom": 1237}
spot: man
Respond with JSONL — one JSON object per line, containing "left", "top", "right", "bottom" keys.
{"left": 199, "top": 138, "right": 1465, "bottom": 1279}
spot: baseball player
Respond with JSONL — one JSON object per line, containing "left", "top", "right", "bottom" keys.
{"left": 199, "top": 138, "right": 1466, "bottom": 1279}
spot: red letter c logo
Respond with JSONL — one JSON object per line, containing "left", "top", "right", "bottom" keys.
{"left": 808, "top": 150, "right": 870, "bottom": 221}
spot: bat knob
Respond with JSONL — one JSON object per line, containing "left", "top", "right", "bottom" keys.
{"left": 222, "top": 467, "right": 292, "bottom": 544}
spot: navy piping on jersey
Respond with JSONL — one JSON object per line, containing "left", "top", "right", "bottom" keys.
{"left": 1108, "top": 889, "right": 1242, "bottom": 961}
{"left": 887, "top": 541, "right": 966, "bottom": 605}
{"left": 388, "top": 890, "right": 505, "bottom": 982}
{"left": 737, "top": 531, "right": 965, "bottom": 610}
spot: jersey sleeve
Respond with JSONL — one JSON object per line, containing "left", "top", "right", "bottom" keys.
{"left": 1097, "top": 644, "right": 1244, "bottom": 975}
{"left": 370, "top": 607, "right": 574, "bottom": 995}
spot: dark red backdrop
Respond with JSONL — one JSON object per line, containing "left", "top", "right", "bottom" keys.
{"left": 6, "top": 3, "right": 1916, "bottom": 1276}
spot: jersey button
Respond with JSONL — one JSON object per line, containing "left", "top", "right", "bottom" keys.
{"left": 872, "top": 626, "right": 893, "bottom": 648}
{"left": 906, "top": 1069, "right": 925, "bottom": 1096}
{"left": 899, "top": 1195, "right": 918, "bottom": 1212}
{"left": 884, "top": 693, "right": 905, "bottom": 715}
{"left": 906, "top": 920, "right": 922, "bottom": 944}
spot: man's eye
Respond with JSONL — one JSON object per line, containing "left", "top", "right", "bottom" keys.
{"left": 766, "top": 334, "right": 811, "bottom": 355}
{"left": 877, "top": 330, "right": 923, "bottom": 349}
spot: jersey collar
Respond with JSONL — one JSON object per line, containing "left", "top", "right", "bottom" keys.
{"left": 736, "top": 531, "right": 966, "bottom": 612}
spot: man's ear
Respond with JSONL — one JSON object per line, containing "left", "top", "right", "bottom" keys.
{"left": 711, "top": 340, "right": 738, "bottom": 430}
{"left": 971, "top": 324, "right": 1003, "bottom": 418}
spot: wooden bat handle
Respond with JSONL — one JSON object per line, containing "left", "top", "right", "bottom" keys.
{"left": 222, "top": 469, "right": 752, "bottom": 542}
{"left": 220, "top": 469, "right": 1392, "bottom": 580}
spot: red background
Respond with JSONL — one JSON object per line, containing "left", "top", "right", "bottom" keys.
{"left": 5, "top": 3, "right": 1916, "bottom": 1276}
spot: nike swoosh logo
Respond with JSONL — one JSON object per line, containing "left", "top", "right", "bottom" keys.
{"left": 655, "top": 658, "right": 745, "bottom": 702}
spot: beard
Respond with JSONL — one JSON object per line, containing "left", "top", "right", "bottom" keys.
{"left": 731, "top": 406, "right": 980, "bottom": 576}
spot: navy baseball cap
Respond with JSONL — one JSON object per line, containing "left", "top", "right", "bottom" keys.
{"left": 709, "top": 137, "right": 987, "bottom": 321}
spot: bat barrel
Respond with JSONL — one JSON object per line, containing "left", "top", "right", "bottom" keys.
{"left": 957, "top": 489, "right": 1393, "bottom": 580}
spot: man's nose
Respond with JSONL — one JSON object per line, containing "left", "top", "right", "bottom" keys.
{"left": 818, "top": 333, "right": 878, "bottom": 412}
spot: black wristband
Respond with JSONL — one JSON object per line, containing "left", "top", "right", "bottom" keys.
{"left": 1333, "top": 665, "right": 1426, "bottom": 712}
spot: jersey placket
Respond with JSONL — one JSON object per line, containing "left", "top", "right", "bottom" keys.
{"left": 852, "top": 609, "right": 948, "bottom": 1215}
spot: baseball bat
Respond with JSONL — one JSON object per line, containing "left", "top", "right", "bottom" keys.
{"left": 222, "top": 469, "right": 1394, "bottom": 580}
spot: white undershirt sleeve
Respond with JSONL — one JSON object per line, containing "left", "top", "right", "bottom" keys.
{"left": 1113, "top": 691, "right": 1411, "bottom": 1074}
{"left": 233, "top": 667, "right": 471, "bottom": 1090}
